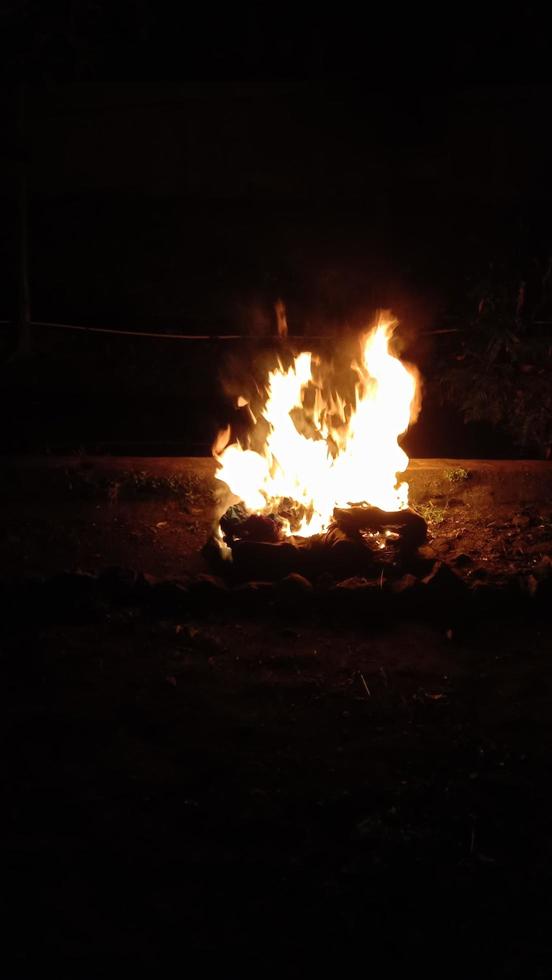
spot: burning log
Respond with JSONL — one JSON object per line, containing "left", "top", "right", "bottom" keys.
{"left": 333, "top": 504, "right": 427, "bottom": 549}
{"left": 214, "top": 513, "right": 399, "bottom": 582}
{"left": 230, "top": 538, "right": 305, "bottom": 580}
{"left": 225, "top": 528, "right": 370, "bottom": 582}
{"left": 308, "top": 524, "right": 378, "bottom": 574}
{"left": 209, "top": 499, "right": 428, "bottom": 582}
{"left": 220, "top": 503, "right": 285, "bottom": 544}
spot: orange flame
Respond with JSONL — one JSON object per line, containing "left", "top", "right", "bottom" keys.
{"left": 214, "top": 316, "right": 420, "bottom": 536}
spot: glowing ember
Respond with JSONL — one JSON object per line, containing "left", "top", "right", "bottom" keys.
{"left": 214, "top": 315, "right": 420, "bottom": 536}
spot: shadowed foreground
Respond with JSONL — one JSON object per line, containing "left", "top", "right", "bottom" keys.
{"left": 3, "top": 600, "right": 552, "bottom": 974}
{"left": 2, "top": 460, "right": 552, "bottom": 974}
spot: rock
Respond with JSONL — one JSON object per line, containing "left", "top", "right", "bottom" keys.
{"left": 422, "top": 561, "right": 467, "bottom": 600}
{"left": 189, "top": 573, "right": 229, "bottom": 597}
{"left": 232, "top": 581, "right": 274, "bottom": 609}
{"left": 234, "top": 580, "right": 273, "bottom": 594}
{"left": 48, "top": 570, "right": 98, "bottom": 599}
{"left": 526, "top": 538, "right": 552, "bottom": 555}
{"left": 519, "top": 573, "right": 539, "bottom": 599}
{"left": 469, "top": 579, "right": 508, "bottom": 614}
{"left": 335, "top": 576, "right": 374, "bottom": 592}
{"left": 149, "top": 579, "right": 190, "bottom": 614}
{"left": 469, "top": 579, "right": 490, "bottom": 597}
{"left": 133, "top": 571, "right": 159, "bottom": 599}
{"left": 535, "top": 555, "right": 552, "bottom": 580}
{"left": 281, "top": 627, "right": 300, "bottom": 638}
{"left": 418, "top": 545, "right": 438, "bottom": 561}
{"left": 176, "top": 624, "right": 224, "bottom": 655}
{"left": 201, "top": 534, "right": 232, "bottom": 575}
{"left": 315, "top": 571, "right": 337, "bottom": 591}
{"left": 534, "top": 558, "right": 552, "bottom": 604}
{"left": 276, "top": 573, "right": 314, "bottom": 597}
{"left": 390, "top": 573, "right": 420, "bottom": 595}
{"left": 471, "top": 565, "right": 489, "bottom": 580}
{"left": 41, "top": 571, "right": 100, "bottom": 622}
{"left": 331, "top": 576, "right": 382, "bottom": 615}
{"left": 451, "top": 552, "right": 473, "bottom": 567}
{"left": 512, "top": 513, "right": 531, "bottom": 528}
{"left": 412, "top": 545, "right": 440, "bottom": 577}
{"left": 1, "top": 577, "right": 46, "bottom": 622}
{"left": 98, "top": 566, "right": 139, "bottom": 602}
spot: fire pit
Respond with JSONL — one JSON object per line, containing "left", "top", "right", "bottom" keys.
{"left": 206, "top": 314, "right": 429, "bottom": 583}
{"left": 215, "top": 501, "right": 427, "bottom": 582}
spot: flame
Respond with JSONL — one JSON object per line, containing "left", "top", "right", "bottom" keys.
{"left": 214, "top": 316, "right": 419, "bottom": 536}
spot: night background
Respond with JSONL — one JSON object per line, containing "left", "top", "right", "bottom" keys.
{"left": 2, "top": 3, "right": 552, "bottom": 456}
{"left": 3, "top": 3, "right": 552, "bottom": 975}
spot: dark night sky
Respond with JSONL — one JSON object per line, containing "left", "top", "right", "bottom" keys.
{"left": 1, "top": 78, "right": 550, "bottom": 332}
{"left": 1, "top": 3, "right": 552, "bottom": 331}
{"left": 2, "top": 3, "right": 552, "bottom": 454}
{"left": 2, "top": 2, "right": 552, "bottom": 85}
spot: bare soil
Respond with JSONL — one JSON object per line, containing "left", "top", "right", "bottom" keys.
{"left": 2, "top": 492, "right": 551, "bottom": 585}
{"left": 2, "top": 495, "right": 552, "bottom": 974}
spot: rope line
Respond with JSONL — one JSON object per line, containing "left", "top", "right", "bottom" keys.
{"left": 2, "top": 319, "right": 465, "bottom": 339}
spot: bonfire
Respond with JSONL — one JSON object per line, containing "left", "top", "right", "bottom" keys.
{"left": 208, "top": 314, "right": 426, "bottom": 580}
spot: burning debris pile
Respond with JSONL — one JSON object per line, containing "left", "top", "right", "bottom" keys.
{"left": 216, "top": 500, "right": 427, "bottom": 581}
{"left": 206, "top": 316, "right": 428, "bottom": 582}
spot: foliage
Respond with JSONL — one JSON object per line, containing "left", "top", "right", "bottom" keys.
{"left": 445, "top": 467, "right": 470, "bottom": 484}
{"left": 64, "top": 466, "right": 213, "bottom": 505}
{"left": 437, "top": 259, "right": 552, "bottom": 455}
{"left": 417, "top": 501, "right": 446, "bottom": 526}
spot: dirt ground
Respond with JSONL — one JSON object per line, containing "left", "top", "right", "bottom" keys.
{"left": 2, "top": 493, "right": 552, "bottom": 974}
{"left": 2, "top": 490, "right": 552, "bottom": 584}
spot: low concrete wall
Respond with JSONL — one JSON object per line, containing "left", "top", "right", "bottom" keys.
{"left": 406, "top": 459, "right": 552, "bottom": 512}
{"left": 1, "top": 456, "right": 551, "bottom": 511}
